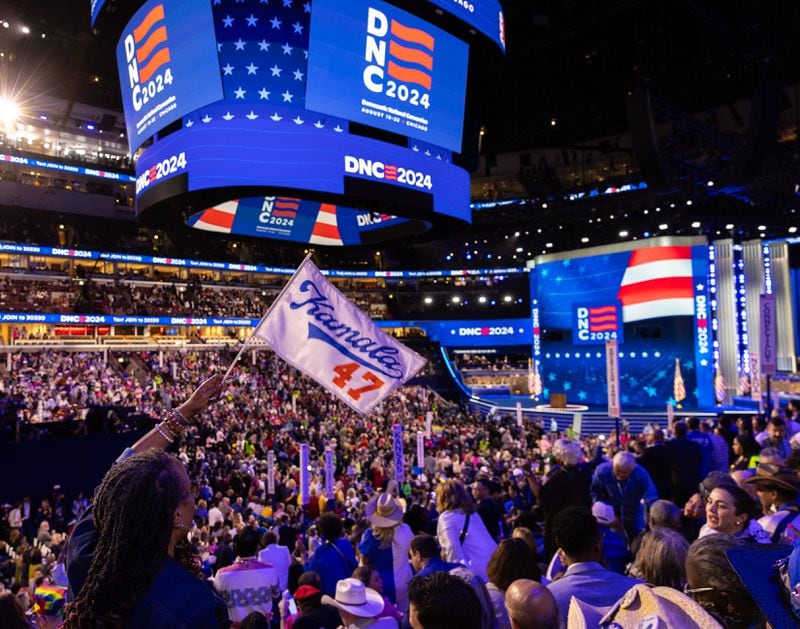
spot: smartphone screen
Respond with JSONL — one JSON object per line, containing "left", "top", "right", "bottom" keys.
{"left": 288, "top": 597, "right": 298, "bottom": 615}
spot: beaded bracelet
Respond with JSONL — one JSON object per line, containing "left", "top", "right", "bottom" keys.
{"left": 164, "top": 408, "right": 189, "bottom": 436}
{"left": 155, "top": 421, "right": 175, "bottom": 444}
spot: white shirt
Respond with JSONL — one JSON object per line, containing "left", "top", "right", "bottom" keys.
{"left": 208, "top": 506, "right": 224, "bottom": 528}
{"left": 437, "top": 509, "right": 497, "bottom": 581}
{"left": 257, "top": 543, "right": 291, "bottom": 591}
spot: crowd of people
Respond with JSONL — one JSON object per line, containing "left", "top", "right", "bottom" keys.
{"left": 0, "top": 275, "right": 391, "bottom": 321}
{"left": 0, "top": 349, "right": 799, "bottom": 626}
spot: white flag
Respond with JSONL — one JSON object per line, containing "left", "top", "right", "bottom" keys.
{"left": 252, "top": 257, "right": 426, "bottom": 414}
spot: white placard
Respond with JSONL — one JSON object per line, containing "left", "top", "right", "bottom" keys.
{"left": 515, "top": 402, "right": 523, "bottom": 427}
{"left": 425, "top": 411, "right": 433, "bottom": 439}
{"left": 760, "top": 294, "right": 777, "bottom": 376}
{"left": 750, "top": 352, "right": 762, "bottom": 404}
{"left": 416, "top": 431, "right": 424, "bottom": 469}
{"left": 393, "top": 424, "right": 405, "bottom": 482}
{"left": 300, "top": 443, "right": 310, "bottom": 505}
{"left": 606, "top": 339, "right": 621, "bottom": 418}
{"left": 267, "top": 450, "right": 275, "bottom": 495}
{"left": 324, "top": 449, "right": 334, "bottom": 498}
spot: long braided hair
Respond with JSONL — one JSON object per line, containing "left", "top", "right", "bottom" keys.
{"left": 64, "top": 449, "right": 188, "bottom": 628}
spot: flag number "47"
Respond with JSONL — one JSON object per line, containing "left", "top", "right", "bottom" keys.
{"left": 332, "top": 362, "right": 385, "bottom": 401}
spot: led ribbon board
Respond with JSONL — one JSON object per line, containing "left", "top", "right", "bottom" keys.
{"left": 113, "top": 0, "right": 501, "bottom": 244}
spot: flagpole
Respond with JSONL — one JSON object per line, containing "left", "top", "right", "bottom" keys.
{"left": 222, "top": 253, "right": 314, "bottom": 381}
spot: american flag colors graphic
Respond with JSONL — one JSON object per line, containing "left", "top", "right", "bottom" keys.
{"left": 191, "top": 200, "right": 239, "bottom": 233}
{"left": 387, "top": 19, "right": 434, "bottom": 90}
{"left": 272, "top": 197, "right": 300, "bottom": 218}
{"left": 133, "top": 4, "right": 171, "bottom": 83}
{"left": 617, "top": 245, "right": 695, "bottom": 322}
{"left": 674, "top": 357, "right": 686, "bottom": 403}
{"left": 587, "top": 305, "right": 619, "bottom": 333}
{"left": 309, "top": 203, "right": 343, "bottom": 246}
{"left": 213, "top": 0, "right": 312, "bottom": 111}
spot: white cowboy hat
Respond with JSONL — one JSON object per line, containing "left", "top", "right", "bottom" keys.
{"left": 365, "top": 492, "right": 405, "bottom": 528}
{"left": 321, "top": 578, "right": 384, "bottom": 618}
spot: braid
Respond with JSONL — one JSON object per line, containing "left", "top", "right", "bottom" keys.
{"left": 64, "top": 449, "right": 185, "bottom": 628}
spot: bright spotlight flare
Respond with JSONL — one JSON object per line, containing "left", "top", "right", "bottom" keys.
{"left": 0, "top": 96, "right": 20, "bottom": 125}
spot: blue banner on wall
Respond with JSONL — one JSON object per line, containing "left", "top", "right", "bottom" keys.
{"left": 116, "top": 0, "right": 223, "bottom": 151}
{"left": 306, "top": 0, "right": 469, "bottom": 152}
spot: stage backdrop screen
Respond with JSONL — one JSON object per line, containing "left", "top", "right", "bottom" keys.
{"left": 534, "top": 244, "right": 713, "bottom": 409}
{"left": 115, "top": 0, "right": 223, "bottom": 151}
{"left": 306, "top": 0, "right": 469, "bottom": 152}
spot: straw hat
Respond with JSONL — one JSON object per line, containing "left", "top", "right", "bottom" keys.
{"left": 321, "top": 578, "right": 384, "bottom": 618}
{"left": 366, "top": 492, "right": 405, "bottom": 528}
{"left": 568, "top": 584, "right": 723, "bottom": 629}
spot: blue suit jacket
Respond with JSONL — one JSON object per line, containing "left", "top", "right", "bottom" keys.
{"left": 590, "top": 462, "right": 658, "bottom": 539}
{"left": 547, "top": 561, "right": 643, "bottom": 628}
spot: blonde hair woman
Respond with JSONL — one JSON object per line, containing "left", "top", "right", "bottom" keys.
{"left": 435, "top": 480, "right": 497, "bottom": 581}
{"left": 358, "top": 492, "right": 414, "bottom": 610}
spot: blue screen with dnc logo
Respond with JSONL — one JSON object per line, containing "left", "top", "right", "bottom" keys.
{"left": 115, "top": 0, "right": 223, "bottom": 151}
{"left": 306, "top": 0, "right": 469, "bottom": 152}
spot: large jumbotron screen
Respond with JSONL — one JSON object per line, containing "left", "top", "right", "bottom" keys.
{"left": 532, "top": 241, "right": 714, "bottom": 409}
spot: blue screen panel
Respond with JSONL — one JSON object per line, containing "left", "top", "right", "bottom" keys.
{"left": 116, "top": 0, "right": 223, "bottom": 151}
{"left": 306, "top": 0, "right": 469, "bottom": 152}
{"left": 135, "top": 111, "right": 471, "bottom": 225}
{"left": 536, "top": 243, "right": 713, "bottom": 408}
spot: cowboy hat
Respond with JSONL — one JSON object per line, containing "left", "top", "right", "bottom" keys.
{"left": 321, "top": 578, "right": 384, "bottom": 618}
{"left": 567, "top": 584, "right": 722, "bottom": 629}
{"left": 366, "top": 491, "right": 405, "bottom": 527}
{"left": 742, "top": 463, "right": 800, "bottom": 494}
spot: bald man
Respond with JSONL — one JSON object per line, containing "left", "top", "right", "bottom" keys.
{"left": 505, "top": 579, "right": 559, "bottom": 629}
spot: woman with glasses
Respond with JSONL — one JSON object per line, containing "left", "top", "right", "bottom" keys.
{"left": 685, "top": 535, "right": 763, "bottom": 628}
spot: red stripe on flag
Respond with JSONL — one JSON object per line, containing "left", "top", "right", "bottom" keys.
{"left": 312, "top": 222, "right": 341, "bottom": 239}
{"left": 389, "top": 40, "right": 433, "bottom": 70}
{"left": 628, "top": 246, "right": 692, "bottom": 266}
{"left": 589, "top": 324, "right": 618, "bottom": 332}
{"left": 198, "top": 208, "right": 235, "bottom": 229}
{"left": 136, "top": 26, "right": 168, "bottom": 63}
{"left": 588, "top": 306, "right": 616, "bottom": 315}
{"left": 618, "top": 277, "right": 694, "bottom": 306}
{"left": 138, "top": 47, "right": 171, "bottom": 83}
{"left": 589, "top": 314, "right": 617, "bottom": 324}
{"left": 133, "top": 4, "right": 165, "bottom": 43}
{"left": 390, "top": 19, "right": 434, "bottom": 51}
{"left": 386, "top": 61, "right": 432, "bottom": 90}
{"left": 272, "top": 210, "right": 297, "bottom": 218}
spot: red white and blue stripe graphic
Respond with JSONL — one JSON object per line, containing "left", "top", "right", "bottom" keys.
{"left": 617, "top": 245, "right": 695, "bottom": 322}
{"left": 273, "top": 197, "right": 300, "bottom": 218}
{"left": 133, "top": 3, "right": 171, "bottom": 83}
{"left": 388, "top": 19, "right": 434, "bottom": 90}
{"left": 191, "top": 200, "right": 239, "bottom": 233}
{"left": 587, "top": 305, "right": 619, "bottom": 333}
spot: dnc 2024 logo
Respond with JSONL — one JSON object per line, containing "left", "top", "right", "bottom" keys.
{"left": 122, "top": 3, "right": 173, "bottom": 112}
{"left": 363, "top": 7, "right": 434, "bottom": 110}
